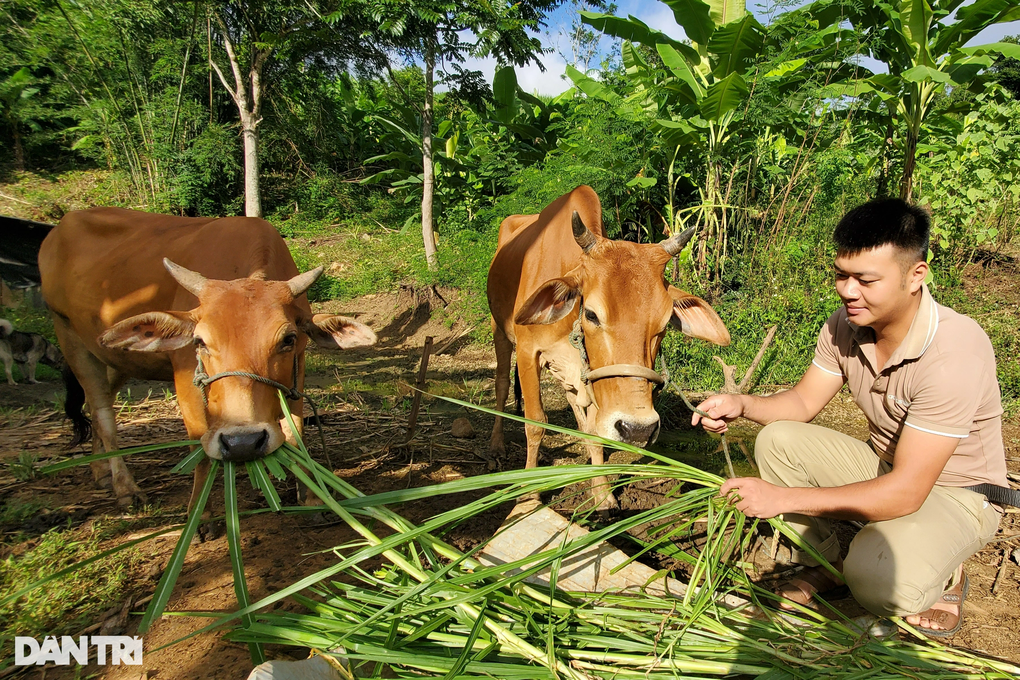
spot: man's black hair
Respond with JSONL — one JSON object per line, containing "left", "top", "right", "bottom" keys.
{"left": 833, "top": 198, "right": 930, "bottom": 265}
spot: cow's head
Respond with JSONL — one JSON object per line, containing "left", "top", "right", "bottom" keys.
{"left": 515, "top": 212, "right": 729, "bottom": 447}
{"left": 99, "top": 260, "right": 376, "bottom": 462}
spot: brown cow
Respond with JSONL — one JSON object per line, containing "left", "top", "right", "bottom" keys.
{"left": 487, "top": 186, "right": 730, "bottom": 509}
{"left": 39, "top": 207, "right": 376, "bottom": 510}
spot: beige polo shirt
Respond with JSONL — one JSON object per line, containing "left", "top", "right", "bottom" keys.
{"left": 813, "top": 285, "right": 1008, "bottom": 488}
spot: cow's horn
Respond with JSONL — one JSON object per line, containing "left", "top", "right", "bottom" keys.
{"left": 660, "top": 226, "right": 696, "bottom": 257}
{"left": 572, "top": 211, "right": 597, "bottom": 253}
{"left": 164, "top": 258, "right": 207, "bottom": 297}
{"left": 287, "top": 266, "right": 324, "bottom": 298}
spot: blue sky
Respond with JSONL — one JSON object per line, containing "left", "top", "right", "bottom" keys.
{"left": 456, "top": 1, "right": 1020, "bottom": 96}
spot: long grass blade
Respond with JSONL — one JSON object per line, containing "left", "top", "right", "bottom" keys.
{"left": 41, "top": 440, "right": 199, "bottom": 474}
{"left": 250, "top": 459, "right": 283, "bottom": 512}
{"left": 139, "top": 459, "right": 218, "bottom": 633}
{"left": 224, "top": 461, "right": 266, "bottom": 664}
{"left": 171, "top": 445, "right": 206, "bottom": 474}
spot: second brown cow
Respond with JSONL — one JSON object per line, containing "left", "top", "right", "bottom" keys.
{"left": 487, "top": 186, "right": 730, "bottom": 509}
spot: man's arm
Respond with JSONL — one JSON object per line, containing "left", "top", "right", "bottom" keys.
{"left": 693, "top": 364, "right": 845, "bottom": 433}
{"left": 720, "top": 426, "right": 958, "bottom": 521}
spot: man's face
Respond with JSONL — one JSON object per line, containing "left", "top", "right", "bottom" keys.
{"left": 834, "top": 244, "right": 925, "bottom": 329}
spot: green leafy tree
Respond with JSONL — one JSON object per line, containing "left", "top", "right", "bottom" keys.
{"left": 205, "top": 0, "right": 381, "bottom": 217}
{"left": 338, "top": 0, "right": 562, "bottom": 268}
{"left": 920, "top": 93, "right": 1020, "bottom": 257}
{"left": 568, "top": 0, "right": 786, "bottom": 278}
{"left": 0, "top": 68, "right": 42, "bottom": 171}
{"left": 989, "top": 34, "right": 1020, "bottom": 98}
{"left": 804, "top": 0, "right": 1020, "bottom": 200}
{"left": 362, "top": 66, "right": 568, "bottom": 232}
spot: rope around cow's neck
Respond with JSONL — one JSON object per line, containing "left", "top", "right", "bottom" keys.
{"left": 569, "top": 302, "right": 735, "bottom": 479}
{"left": 192, "top": 352, "right": 331, "bottom": 469}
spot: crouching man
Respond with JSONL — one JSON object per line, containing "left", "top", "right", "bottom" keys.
{"left": 694, "top": 198, "right": 1008, "bottom": 636}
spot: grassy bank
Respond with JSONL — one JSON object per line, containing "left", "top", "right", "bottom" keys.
{"left": 2, "top": 168, "right": 1018, "bottom": 414}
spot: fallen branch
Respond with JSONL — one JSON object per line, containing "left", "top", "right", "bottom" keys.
{"left": 713, "top": 326, "right": 777, "bottom": 394}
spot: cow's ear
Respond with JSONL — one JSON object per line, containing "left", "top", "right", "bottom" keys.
{"left": 99, "top": 311, "right": 196, "bottom": 352}
{"left": 304, "top": 314, "right": 377, "bottom": 350}
{"left": 514, "top": 269, "right": 582, "bottom": 326}
{"left": 667, "top": 286, "right": 730, "bottom": 346}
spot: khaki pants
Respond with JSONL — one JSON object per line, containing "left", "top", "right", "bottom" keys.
{"left": 754, "top": 421, "right": 1001, "bottom": 617}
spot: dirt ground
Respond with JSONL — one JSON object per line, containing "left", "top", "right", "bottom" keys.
{"left": 2, "top": 279, "right": 1020, "bottom": 679}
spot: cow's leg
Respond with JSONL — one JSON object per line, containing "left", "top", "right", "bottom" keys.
{"left": 99, "top": 369, "right": 145, "bottom": 507}
{"left": 566, "top": 396, "right": 617, "bottom": 511}
{"left": 489, "top": 320, "right": 513, "bottom": 468}
{"left": 53, "top": 319, "right": 145, "bottom": 507}
{"left": 99, "top": 372, "right": 145, "bottom": 507}
{"left": 87, "top": 372, "right": 125, "bottom": 490}
{"left": 517, "top": 350, "right": 546, "bottom": 471}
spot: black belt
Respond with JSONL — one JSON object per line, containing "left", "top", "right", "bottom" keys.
{"left": 964, "top": 484, "right": 1020, "bottom": 508}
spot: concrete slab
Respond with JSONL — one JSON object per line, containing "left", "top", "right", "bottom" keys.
{"left": 478, "top": 500, "right": 748, "bottom": 608}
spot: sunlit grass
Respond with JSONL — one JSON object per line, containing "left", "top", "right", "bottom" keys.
{"left": 0, "top": 520, "right": 142, "bottom": 662}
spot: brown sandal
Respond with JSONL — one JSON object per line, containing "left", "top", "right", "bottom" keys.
{"left": 775, "top": 565, "right": 848, "bottom": 610}
{"left": 909, "top": 571, "right": 969, "bottom": 638}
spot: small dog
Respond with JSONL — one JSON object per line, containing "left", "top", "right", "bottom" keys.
{"left": 0, "top": 318, "right": 64, "bottom": 385}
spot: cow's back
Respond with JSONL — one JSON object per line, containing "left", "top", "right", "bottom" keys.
{"left": 487, "top": 186, "right": 605, "bottom": 337}
{"left": 39, "top": 208, "right": 300, "bottom": 373}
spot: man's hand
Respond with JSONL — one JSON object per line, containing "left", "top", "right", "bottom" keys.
{"left": 720, "top": 477, "right": 788, "bottom": 519}
{"left": 691, "top": 394, "right": 745, "bottom": 433}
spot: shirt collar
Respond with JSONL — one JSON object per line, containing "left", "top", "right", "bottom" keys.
{"left": 845, "top": 284, "right": 939, "bottom": 369}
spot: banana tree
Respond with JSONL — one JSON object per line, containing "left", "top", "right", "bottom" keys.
{"left": 0, "top": 67, "right": 41, "bottom": 171}
{"left": 803, "top": 0, "right": 1020, "bottom": 201}
{"left": 362, "top": 66, "right": 568, "bottom": 231}
{"left": 568, "top": 0, "right": 767, "bottom": 279}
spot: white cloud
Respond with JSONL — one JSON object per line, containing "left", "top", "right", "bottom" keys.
{"left": 449, "top": 52, "right": 573, "bottom": 98}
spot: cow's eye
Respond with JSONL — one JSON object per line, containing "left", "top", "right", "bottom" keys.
{"left": 584, "top": 308, "right": 600, "bottom": 326}
{"left": 280, "top": 333, "right": 297, "bottom": 351}
{"left": 193, "top": 337, "right": 206, "bottom": 349}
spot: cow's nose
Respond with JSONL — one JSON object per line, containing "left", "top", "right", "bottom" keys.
{"left": 614, "top": 420, "right": 659, "bottom": 445}
{"left": 219, "top": 429, "right": 270, "bottom": 462}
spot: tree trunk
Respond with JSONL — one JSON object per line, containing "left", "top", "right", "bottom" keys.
{"left": 209, "top": 14, "right": 264, "bottom": 218}
{"left": 242, "top": 116, "right": 262, "bottom": 217}
{"left": 421, "top": 44, "right": 438, "bottom": 270}
{"left": 899, "top": 125, "right": 918, "bottom": 202}
{"left": 876, "top": 118, "right": 894, "bottom": 198}
{"left": 13, "top": 127, "right": 25, "bottom": 171}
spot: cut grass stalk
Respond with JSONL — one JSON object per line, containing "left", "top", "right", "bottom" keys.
{"left": 40, "top": 439, "right": 200, "bottom": 474}
{"left": 139, "top": 458, "right": 218, "bottom": 633}
{"left": 224, "top": 460, "right": 266, "bottom": 665}
{"left": 41, "top": 389, "right": 1015, "bottom": 679}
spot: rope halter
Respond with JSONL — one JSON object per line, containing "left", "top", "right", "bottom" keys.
{"left": 192, "top": 352, "right": 303, "bottom": 406}
{"left": 190, "top": 348, "right": 330, "bottom": 464}
{"left": 568, "top": 303, "right": 666, "bottom": 411}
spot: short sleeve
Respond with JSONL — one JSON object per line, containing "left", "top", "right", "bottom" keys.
{"left": 812, "top": 310, "right": 845, "bottom": 379}
{"left": 903, "top": 353, "right": 984, "bottom": 439}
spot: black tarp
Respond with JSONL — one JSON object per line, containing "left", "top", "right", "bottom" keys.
{"left": 0, "top": 214, "right": 53, "bottom": 289}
